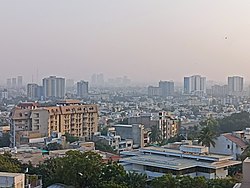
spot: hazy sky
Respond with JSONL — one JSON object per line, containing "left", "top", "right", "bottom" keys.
{"left": 1, "top": 0, "right": 250, "bottom": 84}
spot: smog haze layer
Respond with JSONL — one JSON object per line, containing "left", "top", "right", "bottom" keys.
{"left": 1, "top": 0, "right": 250, "bottom": 83}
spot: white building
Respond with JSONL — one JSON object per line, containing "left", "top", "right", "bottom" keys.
{"left": 210, "top": 133, "right": 248, "bottom": 160}
{"left": 42, "top": 76, "right": 65, "bottom": 99}
{"left": 76, "top": 80, "right": 88, "bottom": 98}
{"left": 120, "top": 145, "right": 241, "bottom": 179}
{"left": 228, "top": 76, "right": 244, "bottom": 96}
{"left": 184, "top": 75, "right": 206, "bottom": 95}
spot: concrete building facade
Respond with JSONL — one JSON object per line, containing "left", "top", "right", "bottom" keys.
{"left": 158, "top": 111, "right": 179, "bottom": 140}
{"left": 42, "top": 76, "right": 65, "bottom": 99}
{"left": 184, "top": 75, "right": 206, "bottom": 95}
{"left": 228, "top": 76, "right": 244, "bottom": 95}
{"left": 76, "top": 80, "right": 89, "bottom": 98}
{"left": 10, "top": 100, "right": 98, "bottom": 147}
{"left": 159, "top": 81, "right": 174, "bottom": 97}
{"left": 120, "top": 146, "right": 241, "bottom": 180}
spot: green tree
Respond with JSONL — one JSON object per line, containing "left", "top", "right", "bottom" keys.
{"left": 123, "top": 171, "right": 147, "bottom": 188}
{"left": 151, "top": 174, "right": 177, "bottom": 188}
{"left": 218, "top": 112, "right": 250, "bottom": 133}
{"left": 34, "top": 151, "right": 104, "bottom": 187}
{"left": 0, "top": 152, "right": 22, "bottom": 173}
{"left": 46, "top": 142, "right": 63, "bottom": 151}
{"left": 95, "top": 140, "right": 116, "bottom": 153}
{"left": 150, "top": 125, "right": 162, "bottom": 143}
{"left": 198, "top": 126, "right": 216, "bottom": 148}
{"left": 64, "top": 132, "right": 79, "bottom": 143}
{"left": 100, "top": 162, "right": 126, "bottom": 186}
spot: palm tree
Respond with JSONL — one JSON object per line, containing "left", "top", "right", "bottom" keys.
{"left": 149, "top": 125, "right": 162, "bottom": 144}
{"left": 198, "top": 126, "right": 217, "bottom": 148}
{"left": 124, "top": 171, "right": 147, "bottom": 188}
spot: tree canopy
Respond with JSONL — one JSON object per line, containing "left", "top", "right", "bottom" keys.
{"left": 218, "top": 112, "right": 250, "bottom": 133}
{"left": 0, "top": 152, "right": 22, "bottom": 173}
{"left": 0, "top": 151, "right": 239, "bottom": 188}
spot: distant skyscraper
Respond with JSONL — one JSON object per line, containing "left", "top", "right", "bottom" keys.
{"left": 17, "top": 76, "right": 23, "bottom": 88}
{"left": 96, "top": 73, "right": 104, "bottom": 86}
{"left": 11, "top": 78, "right": 17, "bottom": 89}
{"left": 184, "top": 75, "right": 206, "bottom": 95}
{"left": 42, "top": 76, "right": 65, "bottom": 99}
{"left": 27, "top": 83, "right": 40, "bottom": 99}
{"left": 228, "top": 76, "right": 243, "bottom": 95}
{"left": 77, "top": 80, "right": 88, "bottom": 98}
{"left": 91, "top": 73, "right": 104, "bottom": 87}
{"left": 91, "top": 74, "right": 97, "bottom": 86}
{"left": 211, "top": 85, "right": 228, "bottom": 97}
{"left": 1, "top": 89, "right": 8, "bottom": 100}
{"left": 148, "top": 86, "right": 161, "bottom": 96}
{"left": 6, "top": 78, "right": 11, "bottom": 88}
{"left": 159, "top": 81, "right": 174, "bottom": 97}
{"left": 66, "top": 79, "right": 75, "bottom": 91}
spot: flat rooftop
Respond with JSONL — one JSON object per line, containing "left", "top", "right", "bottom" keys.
{"left": 140, "top": 146, "right": 233, "bottom": 162}
{"left": 120, "top": 154, "right": 241, "bottom": 170}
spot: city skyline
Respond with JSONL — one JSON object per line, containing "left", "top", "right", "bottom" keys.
{"left": 1, "top": 1, "right": 250, "bottom": 83}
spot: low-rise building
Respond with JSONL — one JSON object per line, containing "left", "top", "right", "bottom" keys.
{"left": 93, "top": 128, "right": 133, "bottom": 152}
{"left": 113, "top": 124, "right": 149, "bottom": 148}
{"left": 0, "top": 172, "right": 25, "bottom": 188}
{"left": 210, "top": 133, "right": 248, "bottom": 160}
{"left": 120, "top": 145, "right": 241, "bottom": 179}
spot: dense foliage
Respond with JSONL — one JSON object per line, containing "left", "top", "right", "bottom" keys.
{"left": 0, "top": 151, "right": 239, "bottom": 188}
{"left": 64, "top": 132, "right": 79, "bottom": 143}
{"left": 28, "top": 150, "right": 147, "bottom": 187}
{"left": 95, "top": 140, "right": 116, "bottom": 153}
{"left": 0, "top": 152, "right": 22, "bottom": 173}
{"left": 46, "top": 142, "right": 63, "bottom": 151}
{"left": 151, "top": 174, "right": 237, "bottom": 188}
{"left": 218, "top": 112, "right": 250, "bottom": 133}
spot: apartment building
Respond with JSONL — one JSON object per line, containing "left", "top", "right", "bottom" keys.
{"left": 228, "top": 76, "right": 244, "bottom": 95}
{"left": 76, "top": 80, "right": 89, "bottom": 98}
{"left": 158, "top": 111, "right": 179, "bottom": 140}
{"left": 42, "top": 76, "right": 65, "bottom": 99}
{"left": 184, "top": 75, "right": 206, "bottom": 96}
{"left": 10, "top": 100, "right": 98, "bottom": 147}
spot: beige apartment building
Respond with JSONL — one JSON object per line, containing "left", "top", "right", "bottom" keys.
{"left": 45, "top": 103, "right": 98, "bottom": 138}
{"left": 159, "top": 111, "right": 179, "bottom": 140}
{"left": 11, "top": 100, "right": 98, "bottom": 146}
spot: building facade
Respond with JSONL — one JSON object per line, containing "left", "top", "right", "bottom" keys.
{"left": 184, "top": 75, "right": 206, "bottom": 95}
{"left": 76, "top": 80, "right": 89, "bottom": 98}
{"left": 120, "top": 145, "right": 241, "bottom": 179}
{"left": 10, "top": 100, "right": 98, "bottom": 147}
{"left": 42, "top": 76, "right": 65, "bottom": 99}
{"left": 148, "top": 86, "right": 161, "bottom": 97}
{"left": 228, "top": 76, "right": 244, "bottom": 95}
{"left": 211, "top": 85, "right": 228, "bottom": 97}
{"left": 159, "top": 81, "right": 174, "bottom": 97}
{"left": 158, "top": 111, "right": 179, "bottom": 140}
{"left": 27, "top": 84, "right": 44, "bottom": 100}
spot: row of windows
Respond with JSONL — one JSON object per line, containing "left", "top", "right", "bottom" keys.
{"left": 145, "top": 166, "right": 215, "bottom": 175}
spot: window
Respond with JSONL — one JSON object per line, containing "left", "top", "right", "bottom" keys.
{"left": 227, "top": 145, "right": 230, "bottom": 149}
